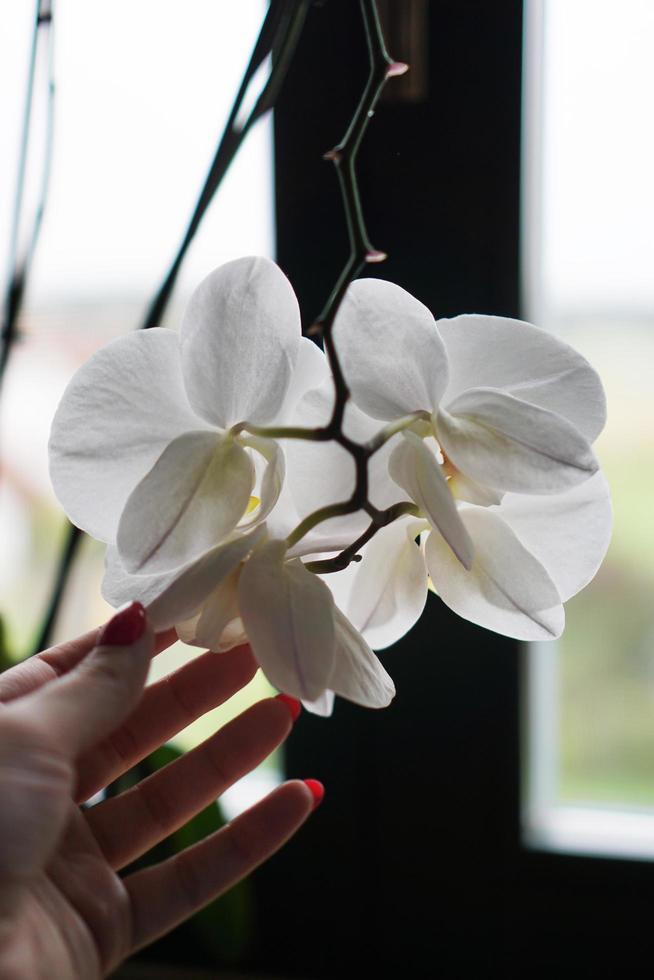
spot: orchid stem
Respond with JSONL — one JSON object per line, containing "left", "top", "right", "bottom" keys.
{"left": 314, "top": 0, "right": 404, "bottom": 427}
{"left": 233, "top": 422, "right": 326, "bottom": 442}
{"left": 305, "top": 501, "right": 419, "bottom": 574}
{"left": 234, "top": 410, "right": 428, "bottom": 448}
{"left": 284, "top": 0, "right": 408, "bottom": 570}
{"left": 286, "top": 502, "right": 359, "bottom": 551}
{"left": 366, "top": 411, "right": 431, "bottom": 454}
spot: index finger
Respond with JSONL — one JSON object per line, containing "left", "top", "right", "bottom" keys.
{"left": 0, "top": 625, "right": 177, "bottom": 704}
{"left": 11, "top": 603, "right": 155, "bottom": 757}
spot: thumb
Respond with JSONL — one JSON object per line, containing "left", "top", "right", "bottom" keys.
{"left": 15, "top": 602, "right": 154, "bottom": 758}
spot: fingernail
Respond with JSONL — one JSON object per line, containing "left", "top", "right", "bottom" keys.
{"left": 98, "top": 601, "right": 146, "bottom": 647}
{"left": 304, "top": 778, "right": 325, "bottom": 809}
{"left": 276, "top": 693, "right": 302, "bottom": 722}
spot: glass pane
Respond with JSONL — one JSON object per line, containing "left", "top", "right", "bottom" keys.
{"left": 524, "top": 0, "right": 654, "bottom": 855}
{"left": 0, "top": 2, "right": 280, "bottom": 810}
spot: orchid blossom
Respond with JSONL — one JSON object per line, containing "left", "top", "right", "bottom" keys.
{"left": 50, "top": 256, "right": 324, "bottom": 575}
{"left": 48, "top": 259, "right": 611, "bottom": 716}
{"left": 49, "top": 257, "right": 394, "bottom": 714}
{"left": 311, "top": 278, "right": 612, "bottom": 644}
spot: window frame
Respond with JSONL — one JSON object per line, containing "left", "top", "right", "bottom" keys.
{"left": 248, "top": 3, "right": 654, "bottom": 976}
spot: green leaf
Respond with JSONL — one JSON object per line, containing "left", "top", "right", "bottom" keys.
{"left": 0, "top": 615, "right": 12, "bottom": 672}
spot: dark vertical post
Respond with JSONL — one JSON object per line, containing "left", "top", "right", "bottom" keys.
{"left": 253, "top": 2, "right": 524, "bottom": 976}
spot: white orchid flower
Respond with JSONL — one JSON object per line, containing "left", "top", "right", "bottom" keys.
{"left": 326, "top": 471, "right": 612, "bottom": 644}
{"left": 334, "top": 278, "right": 603, "bottom": 495}
{"left": 101, "top": 494, "right": 395, "bottom": 715}
{"left": 46, "top": 257, "right": 612, "bottom": 713}
{"left": 48, "top": 254, "right": 394, "bottom": 715}
{"left": 49, "top": 256, "right": 324, "bottom": 575}
{"left": 309, "top": 277, "right": 611, "bottom": 643}
{"left": 238, "top": 539, "right": 394, "bottom": 711}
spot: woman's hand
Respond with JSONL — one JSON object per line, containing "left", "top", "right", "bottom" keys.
{"left": 0, "top": 602, "right": 319, "bottom": 979}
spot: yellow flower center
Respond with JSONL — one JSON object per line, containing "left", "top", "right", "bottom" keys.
{"left": 245, "top": 495, "right": 261, "bottom": 515}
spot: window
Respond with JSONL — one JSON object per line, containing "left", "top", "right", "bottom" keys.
{"left": 5, "top": 3, "right": 652, "bottom": 975}
{"left": 0, "top": 1, "right": 276, "bottom": 786}
{"left": 523, "top": 0, "right": 654, "bottom": 858}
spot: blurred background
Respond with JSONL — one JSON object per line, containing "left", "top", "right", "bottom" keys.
{"left": 523, "top": 0, "right": 654, "bottom": 855}
{"left": 1, "top": 1, "right": 654, "bottom": 976}
{"left": 0, "top": 0, "right": 279, "bottom": 819}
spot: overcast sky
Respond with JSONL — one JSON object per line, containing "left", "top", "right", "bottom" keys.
{"left": 533, "top": 0, "right": 654, "bottom": 316}
{"left": 2, "top": 2, "right": 654, "bottom": 316}
{"left": 0, "top": 1, "right": 272, "bottom": 307}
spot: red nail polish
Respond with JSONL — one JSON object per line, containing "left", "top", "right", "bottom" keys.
{"left": 276, "top": 693, "right": 302, "bottom": 722}
{"left": 304, "top": 779, "right": 325, "bottom": 809}
{"left": 98, "top": 602, "right": 146, "bottom": 647}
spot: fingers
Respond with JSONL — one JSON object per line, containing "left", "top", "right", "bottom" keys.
{"left": 75, "top": 644, "right": 258, "bottom": 802}
{"left": 86, "top": 695, "right": 297, "bottom": 869}
{"left": 11, "top": 603, "right": 154, "bottom": 758}
{"left": 0, "top": 622, "right": 176, "bottom": 704}
{"left": 125, "top": 779, "right": 317, "bottom": 954}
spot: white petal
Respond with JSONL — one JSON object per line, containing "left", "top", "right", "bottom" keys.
{"left": 273, "top": 337, "right": 329, "bottom": 424}
{"left": 116, "top": 431, "right": 254, "bottom": 574}
{"left": 334, "top": 278, "right": 449, "bottom": 419}
{"left": 262, "top": 476, "right": 303, "bottom": 542}
{"left": 215, "top": 618, "right": 248, "bottom": 651}
{"left": 49, "top": 329, "right": 208, "bottom": 542}
{"left": 147, "top": 529, "right": 265, "bottom": 629}
{"left": 176, "top": 566, "right": 241, "bottom": 650}
{"left": 437, "top": 314, "right": 606, "bottom": 441}
{"left": 328, "top": 608, "right": 395, "bottom": 708}
{"left": 102, "top": 545, "right": 177, "bottom": 611}
{"left": 302, "top": 690, "right": 335, "bottom": 717}
{"left": 185, "top": 616, "right": 247, "bottom": 652}
{"left": 449, "top": 472, "right": 503, "bottom": 507}
{"left": 103, "top": 525, "right": 266, "bottom": 631}
{"left": 496, "top": 472, "right": 612, "bottom": 602}
{"left": 238, "top": 436, "right": 284, "bottom": 529}
{"left": 180, "top": 257, "right": 301, "bottom": 428}
{"left": 175, "top": 614, "right": 201, "bottom": 646}
{"left": 327, "top": 516, "right": 429, "bottom": 650}
{"left": 389, "top": 432, "right": 474, "bottom": 569}
{"left": 438, "top": 387, "right": 598, "bottom": 494}
{"left": 425, "top": 506, "right": 564, "bottom": 640}
{"left": 238, "top": 541, "right": 336, "bottom": 701}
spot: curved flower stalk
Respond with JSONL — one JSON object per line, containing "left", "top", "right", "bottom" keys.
{"left": 312, "top": 278, "right": 612, "bottom": 643}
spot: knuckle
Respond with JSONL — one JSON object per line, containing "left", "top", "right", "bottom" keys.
{"left": 173, "top": 851, "right": 204, "bottom": 911}
{"left": 107, "top": 720, "right": 139, "bottom": 767}
{"left": 203, "top": 741, "right": 232, "bottom": 789}
{"left": 135, "top": 777, "right": 177, "bottom": 840}
{"left": 86, "top": 654, "right": 130, "bottom": 690}
{"left": 227, "top": 816, "right": 260, "bottom": 866}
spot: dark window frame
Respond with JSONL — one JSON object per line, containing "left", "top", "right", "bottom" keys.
{"left": 249, "top": 3, "right": 654, "bottom": 977}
